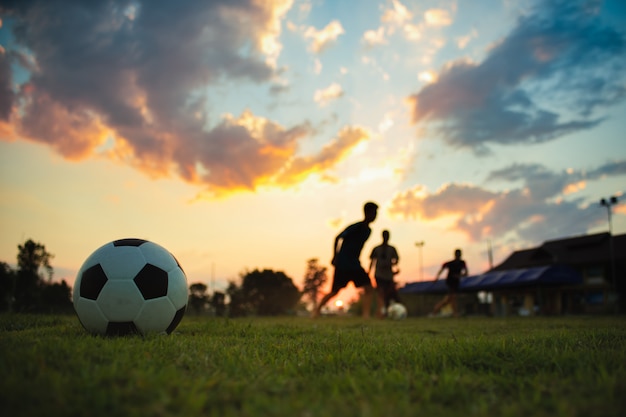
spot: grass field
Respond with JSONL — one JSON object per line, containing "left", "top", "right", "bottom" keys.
{"left": 1, "top": 314, "right": 625, "bottom": 417}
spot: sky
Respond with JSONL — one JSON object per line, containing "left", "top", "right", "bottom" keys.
{"left": 1, "top": 0, "right": 625, "bottom": 306}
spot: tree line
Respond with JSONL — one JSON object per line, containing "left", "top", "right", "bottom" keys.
{"left": 0, "top": 239, "right": 73, "bottom": 313}
{"left": 0, "top": 239, "right": 331, "bottom": 316}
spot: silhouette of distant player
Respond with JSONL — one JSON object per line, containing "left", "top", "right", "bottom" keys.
{"left": 431, "top": 249, "right": 467, "bottom": 317}
{"left": 368, "top": 230, "right": 400, "bottom": 318}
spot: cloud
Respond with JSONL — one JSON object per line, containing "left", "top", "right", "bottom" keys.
{"left": 0, "top": 0, "right": 366, "bottom": 197}
{"left": 424, "top": 9, "right": 453, "bottom": 27}
{"left": 172, "top": 110, "right": 313, "bottom": 194}
{"left": 0, "top": 47, "right": 14, "bottom": 120}
{"left": 19, "top": 91, "right": 113, "bottom": 160}
{"left": 380, "top": 0, "right": 421, "bottom": 41}
{"left": 418, "top": 71, "right": 437, "bottom": 84}
{"left": 277, "top": 126, "right": 371, "bottom": 186}
{"left": 407, "top": 0, "right": 626, "bottom": 153}
{"left": 362, "top": 27, "right": 387, "bottom": 48}
{"left": 586, "top": 160, "right": 626, "bottom": 179}
{"left": 389, "top": 160, "right": 626, "bottom": 244}
{"left": 486, "top": 163, "right": 573, "bottom": 200}
{"left": 456, "top": 29, "right": 477, "bottom": 49}
{"left": 381, "top": 0, "right": 413, "bottom": 26}
{"left": 303, "top": 20, "right": 345, "bottom": 53}
{"left": 314, "top": 83, "right": 344, "bottom": 107}
{"left": 363, "top": 0, "right": 458, "bottom": 53}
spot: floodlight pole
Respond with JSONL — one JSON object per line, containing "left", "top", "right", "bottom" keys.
{"left": 600, "top": 196, "right": 618, "bottom": 289}
{"left": 415, "top": 241, "right": 425, "bottom": 281}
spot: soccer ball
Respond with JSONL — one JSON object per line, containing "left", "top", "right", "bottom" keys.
{"left": 387, "top": 301, "right": 407, "bottom": 320}
{"left": 73, "top": 238, "right": 188, "bottom": 336}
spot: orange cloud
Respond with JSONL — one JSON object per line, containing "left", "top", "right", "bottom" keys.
{"left": 18, "top": 93, "right": 111, "bottom": 161}
{"left": 277, "top": 126, "right": 371, "bottom": 186}
{"left": 2, "top": 0, "right": 364, "bottom": 199}
{"left": 229, "top": 0, "right": 294, "bottom": 66}
{"left": 0, "top": 119, "right": 17, "bottom": 141}
{"left": 563, "top": 180, "right": 586, "bottom": 194}
{"left": 179, "top": 110, "right": 310, "bottom": 195}
{"left": 614, "top": 204, "right": 626, "bottom": 216}
{"left": 388, "top": 183, "right": 502, "bottom": 240}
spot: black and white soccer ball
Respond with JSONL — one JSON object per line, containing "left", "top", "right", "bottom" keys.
{"left": 73, "top": 238, "right": 188, "bottom": 336}
{"left": 387, "top": 301, "right": 407, "bottom": 320}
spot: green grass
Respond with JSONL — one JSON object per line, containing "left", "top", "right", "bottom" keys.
{"left": 1, "top": 314, "right": 625, "bottom": 417}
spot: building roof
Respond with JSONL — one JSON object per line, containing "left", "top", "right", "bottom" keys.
{"left": 399, "top": 265, "right": 582, "bottom": 294}
{"left": 492, "top": 232, "right": 626, "bottom": 271}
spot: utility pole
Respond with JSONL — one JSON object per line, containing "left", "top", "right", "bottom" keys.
{"left": 415, "top": 241, "right": 425, "bottom": 280}
{"left": 600, "top": 196, "right": 618, "bottom": 289}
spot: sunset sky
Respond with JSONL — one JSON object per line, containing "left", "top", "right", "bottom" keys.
{"left": 1, "top": 0, "right": 625, "bottom": 305}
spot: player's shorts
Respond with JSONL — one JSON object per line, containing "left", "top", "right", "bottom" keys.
{"left": 446, "top": 277, "right": 460, "bottom": 293}
{"left": 332, "top": 267, "right": 371, "bottom": 292}
{"left": 375, "top": 277, "right": 395, "bottom": 293}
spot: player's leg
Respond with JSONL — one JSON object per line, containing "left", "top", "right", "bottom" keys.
{"left": 361, "top": 284, "right": 373, "bottom": 319}
{"left": 382, "top": 280, "right": 398, "bottom": 316}
{"left": 353, "top": 268, "right": 374, "bottom": 319}
{"left": 313, "top": 268, "right": 347, "bottom": 318}
{"left": 432, "top": 294, "right": 449, "bottom": 314}
{"left": 448, "top": 279, "right": 460, "bottom": 317}
{"left": 313, "top": 289, "right": 338, "bottom": 318}
{"left": 375, "top": 278, "right": 386, "bottom": 318}
{"left": 450, "top": 293, "right": 459, "bottom": 317}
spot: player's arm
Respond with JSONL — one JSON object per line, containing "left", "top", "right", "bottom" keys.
{"left": 391, "top": 247, "right": 399, "bottom": 266}
{"left": 434, "top": 265, "right": 445, "bottom": 280}
{"left": 368, "top": 247, "right": 377, "bottom": 275}
{"left": 331, "top": 234, "right": 342, "bottom": 266}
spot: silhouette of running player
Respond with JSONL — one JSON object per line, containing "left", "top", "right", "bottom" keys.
{"left": 431, "top": 249, "right": 467, "bottom": 317}
{"left": 313, "top": 202, "right": 378, "bottom": 318}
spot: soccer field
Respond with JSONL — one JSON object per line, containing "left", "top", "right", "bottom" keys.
{"left": 1, "top": 314, "right": 625, "bottom": 417}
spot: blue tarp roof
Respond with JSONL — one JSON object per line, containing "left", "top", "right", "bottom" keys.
{"left": 399, "top": 265, "right": 583, "bottom": 294}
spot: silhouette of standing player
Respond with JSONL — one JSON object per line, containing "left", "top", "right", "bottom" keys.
{"left": 313, "top": 202, "right": 378, "bottom": 318}
{"left": 368, "top": 230, "right": 400, "bottom": 318}
{"left": 431, "top": 249, "right": 468, "bottom": 317}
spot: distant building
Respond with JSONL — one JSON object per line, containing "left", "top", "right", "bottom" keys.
{"left": 401, "top": 232, "right": 626, "bottom": 315}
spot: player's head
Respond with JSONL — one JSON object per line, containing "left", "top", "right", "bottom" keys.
{"left": 382, "top": 230, "right": 390, "bottom": 241}
{"left": 454, "top": 249, "right": 462, "bottom": 258}
{"left": 363, "top": 201, "right": 378, "bottom": 223}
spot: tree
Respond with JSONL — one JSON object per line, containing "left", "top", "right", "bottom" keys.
{"left": 15, "top": 239, "right": 54, "bottom": 312}
{"left": 226, "top": 281, "right": 250, "bottom": 317}
{"left": 189, "top": 282, "right": 209, "bottom": 314}
{"left": 1, "top": 239, "right": 72, "bottom": 313}
{"left": 227, "top": 269, "right": 301, "bottom": 316}
{"left": 18, "top": 239, "right": 53, "bottom": 280}
{"left": 209, "top": 291, "right": 226, "bottom": 317}
{"left": 302, "top": 258, "right": 328, "bottom": 310}
{"left": 40, "top": 280, "right": 73, "bottom": 313}
{"left": 0, "top": 262, "right": 16, "bottom": 312}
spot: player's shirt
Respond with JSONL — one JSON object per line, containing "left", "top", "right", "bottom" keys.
{"left": 443, "top": 259, "right": 467, "bottom": 280}
{"left": 370, "top": 244, "right": 399, "bottom": 280}
{"left": 334, "top": 221, "right": 371, "bottom": 270}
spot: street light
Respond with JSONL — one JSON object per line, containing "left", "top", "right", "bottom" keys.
{"left": 600, "top": 196, "right": 618, "bottom": 288}
{"left": 415, "top": 241, "right": 425, "bottom": 281}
